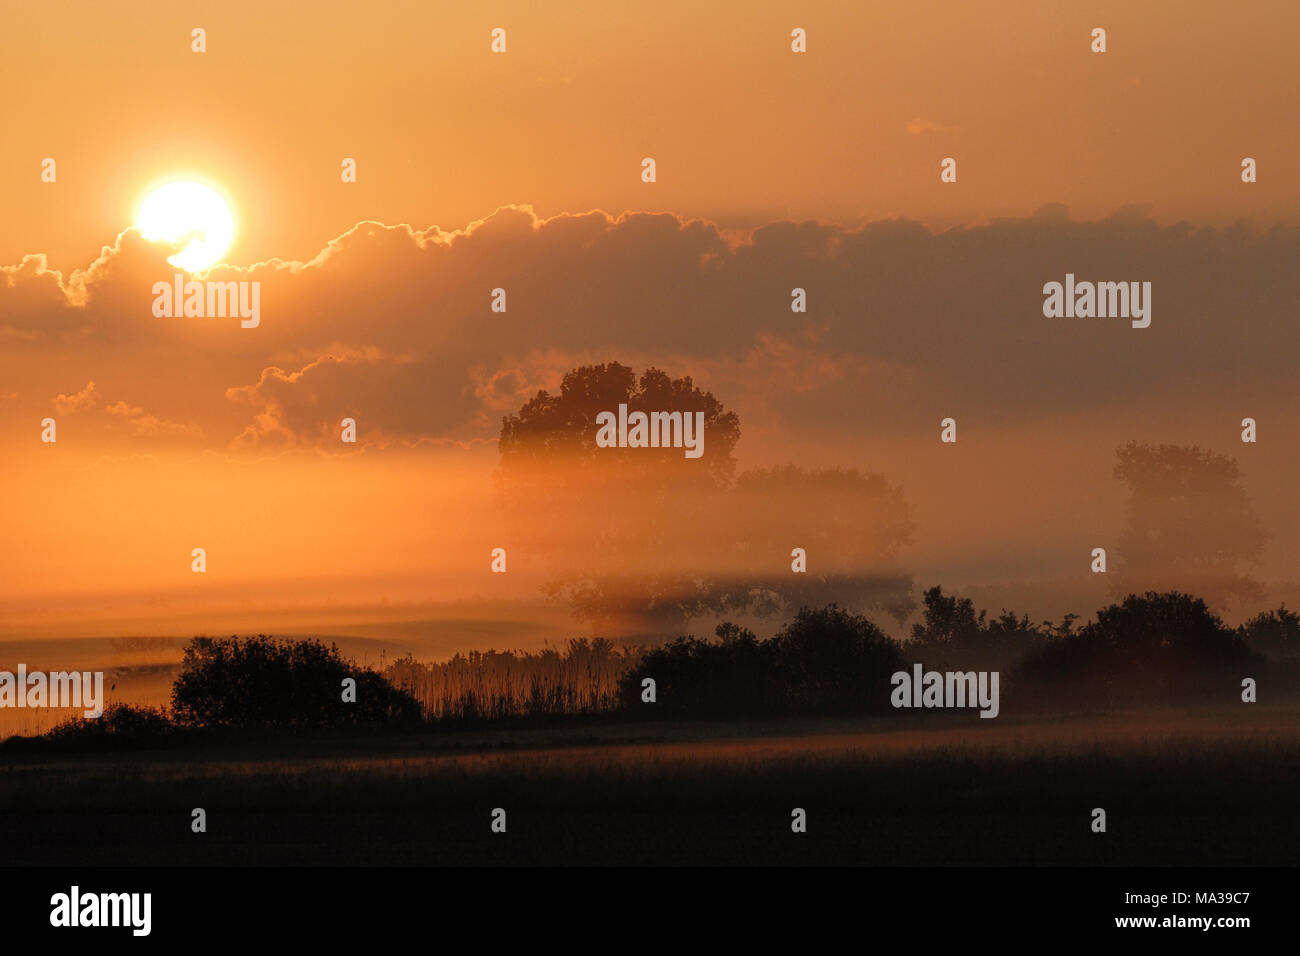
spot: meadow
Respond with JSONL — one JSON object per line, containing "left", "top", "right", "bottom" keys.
{"left": 4, "top": 595, "right": 1295, "bottom": 866}
{"left": 1, "top": 704, "right": 1295, "bottom": 865}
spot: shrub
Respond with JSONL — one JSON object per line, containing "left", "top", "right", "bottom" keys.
{"left": 772, "top": 604, "right": 905, "bottom": 714}
{"left": 171, "top": 635, "right": 422, "bottom": 730}
{"left": 1, "top": 703, "right": 177, "bottom": 753}
{"left": 622, "top": 605, "right": 905, "bottom": 717}
{"left": 618, "top": 623, "right": 780, "bottom": 717}
{"left": 1238, "top": 605, "right": 1300, "bottom": 662}
{"left": 1017, "top": 592, "right": 1256, "bottom": 704}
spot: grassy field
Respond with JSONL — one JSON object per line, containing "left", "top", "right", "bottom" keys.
{"left": 1, "top": 704, "right": 1296, "bottom": 865}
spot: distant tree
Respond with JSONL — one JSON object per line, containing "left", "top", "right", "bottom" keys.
{"left": 171, "top": 636, "right": 422, "bottom": 730}
{"left": 498, "top": 362, "right": 741, "bottom": 494}
{"left": 718, "top": 466, "right": 916, "bottom": 623}
{"left": 910, "top": 586, "right": 985, "bottom": 647}
{"left": 908, "top": 585, "right": 1049, "bottom": 670}
{"left": 497, "top": 363, "right": 916, "bottom": 634}
{"left": 497, "top": 362, "right": 740, "bottom": 636}
{"left": 1113, "top": 442, "right": 1269, "bottom": 611}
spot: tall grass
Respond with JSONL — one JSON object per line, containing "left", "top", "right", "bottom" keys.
{"left": 382, "top": 638, "right": 641, "bottom": 722}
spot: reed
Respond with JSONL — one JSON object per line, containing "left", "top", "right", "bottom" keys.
{"left": 382, "top": 638, "right": 641, "bottom": 721}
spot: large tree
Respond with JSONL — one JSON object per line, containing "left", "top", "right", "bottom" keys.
{"left": 710, "top": 465, "right": 916, "bottom": 623}
{"left": 1113, "top": 441, "right": 1269, "bottom": 611}
{"left": 496, "top": 362, "right": 915, "bottom": 636}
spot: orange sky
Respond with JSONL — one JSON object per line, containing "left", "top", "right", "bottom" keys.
{"left": 1, "top": 1, "right": 1297, "bottom": 641}
{"left": 4, "top": 0, "right": 1298, "bottom": 272}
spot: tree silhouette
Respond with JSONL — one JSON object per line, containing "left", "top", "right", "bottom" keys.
{"left": 1113, "top": 442, "right": 1268, "bottom": 611}
{"left": 498, "top": 362, "right": 740, "bottom": 491}
{"left": 907, "top": 585, "right": 1059, "bottom": 671}
{"left": 714, "top": 465, "right": 915, "bottom": 623}
{"left": 496, "top": 362, "right": 915, "bottom": 635}
{"left": 496, "top": 362, "right": 740, "bottom": 635}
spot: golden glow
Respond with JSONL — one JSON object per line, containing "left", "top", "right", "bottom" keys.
{"left": 136, "top": 181, "right": 235, "bottom": 272}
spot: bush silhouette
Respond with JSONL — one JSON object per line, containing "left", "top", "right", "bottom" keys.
{"left": 772, "top": 604, "right": 905, "bottom": 714}
{"left": 171, "top": 635, "right": 422, "bottom": 730}
{"left": 0, "top": 703, "right": 176, "bottom": 754}
{"left": 622, "top": 604, "right": 905, "bottom": 717}
{"left": 1238, "top": 605, "right": 1299, "bottom": 662}
{"left": 619, "top": 622, "right": 782, "bottom": 717}
{"left": 1017, "top": 592, "right": 1256, "bottom": 704}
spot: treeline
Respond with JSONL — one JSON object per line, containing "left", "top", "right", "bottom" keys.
{"left": 621, "top": 591, "right": 1296, "bottom": 716}
{"left": 910, "top": 588, "right": 1297, "bottom": 706}
{"left": 5, "top": 590, "right": 1297, "bottom": 751}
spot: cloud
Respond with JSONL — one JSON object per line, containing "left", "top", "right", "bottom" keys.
{"left": 3, "top": 205, "right": 1298, "bottom": 452}
{"left": 225, "top": 349, "right": 441, "bottom": 449}
{"left": 54, "top": 381, "right": 100, "bottom": 414}
{"left": 104, "top": 400, "right": 205, "bottom": 439}
{"left": 50, "top": 380, "right": 201, "bottom": 438}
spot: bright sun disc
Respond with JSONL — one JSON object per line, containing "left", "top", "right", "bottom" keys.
{"left": 136, "top": 181, "right": 234, "bottom": 272}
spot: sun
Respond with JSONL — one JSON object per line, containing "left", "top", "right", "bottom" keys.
{"left": 136, "top": 181, "right": 235, "bottom": 272}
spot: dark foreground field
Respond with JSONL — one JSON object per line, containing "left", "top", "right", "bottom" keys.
{"left": 2, "top": 705, "right": 1296, "bottom": 865}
